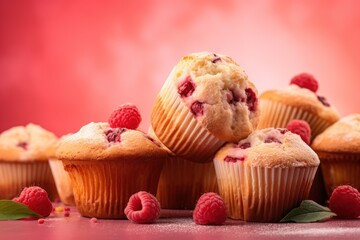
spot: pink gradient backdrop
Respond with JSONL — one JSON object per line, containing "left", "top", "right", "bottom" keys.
{"left": 1, "top": 0, "right": 359, "bottom": 136}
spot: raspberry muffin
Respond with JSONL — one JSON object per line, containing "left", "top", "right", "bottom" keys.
{"left": 0, "top": 123, "right": 58, "bottom": 200}
{"left": 214, "top": 128, "right": 319, "bottom": 222}
{"left": 148, "top": 127, "right": 218, "bottom": 209}
{"left": 312, "top": 114, "right": 360, "bottom": 196}
{"left": 156, "top": 157, "right": 219, "bottom": 209}
{"left": 258, "top": 73, "right": 340, "bottom": 141}
{"left": 49, "top": 135, "right": 75, "bottom": 205}
{"left": 56, "top": 122, "right": 168, "bottom": 219}
{"left": 151, "top": 52, "right": 259, "bottom": 163}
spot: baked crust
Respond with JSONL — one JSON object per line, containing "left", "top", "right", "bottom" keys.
{"left": 0, "top": 123, "right": 58, "bottom": 161}
{"left": 260, "top": 85, "right": 340, "bottom": 123}
{"left": 56, "top": 122, "right": 169, "bottom": 161}
{"left": 312, "top": 114, "right": 360, "bottom": 153}
{"left": 153, "top": 52, "right": 259, "bottom": 143}
{"left": 214, "top": 128, "right": 320, "bottom": 168}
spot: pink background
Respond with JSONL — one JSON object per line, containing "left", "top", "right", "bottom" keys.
{"left": 1, "top": 0, "right": 359, "bottom": 136}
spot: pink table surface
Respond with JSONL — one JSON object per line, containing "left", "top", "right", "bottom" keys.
{"left": 1, "top": 207, "right": 360, "bottom": 240}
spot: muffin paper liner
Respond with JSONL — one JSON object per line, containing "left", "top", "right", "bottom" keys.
{"left": 257, "top": 100, "right": 334, "bottom": 140}
{"left": 63, "top": 158, "right": 163, "bottom": 219}
{"left": 49, "top": 159, "right": 75, "bottom": 205}
{"left": 214, "top": 160, "right": 317, "bottom": 222}
{"left": 151, "top": 75, "right": 225, "bottom": 163}
{"left": 156, "top": 156, "right": 218, "bottom": 209}
{"left": 317, "top": 152, "right": 360, "bottom": 197}
{"left": 0, "top": 161, "right": 58, "bottom": 200}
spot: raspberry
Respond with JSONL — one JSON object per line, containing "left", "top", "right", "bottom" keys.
{"left": 245, "top": 88, "right": 257, "bottom": 111}
{"left": 124, "top": 191, "right": 161, "bottom": 224}
{"left": 226, "top": 89, "right": 241, "bottom": 105}
{"left": 193, "top": 192, "right": 227, "bottom": 225}
{"left": 317, "top": 95, "right": 331, "bottom": 107}
{"left": 329, "top": 185, "right": 360, "bottom": 219}
{"left": 191, "top": 101, "right": 204, "bottom": 117}
{"left": 237, "top": 142, "right": 251, "bottom": 149}
{"left": 277, "top": 128, "right": 289, "bottom": 134}
{"left": 13, "top": 186, "right": 53, "bottom": 218}
{"left": 37, "top": 218, "right": 45, "bottom": 224}
{"left": 212, "top": 54, "right": 221, "bottom": 63}
{"left": 108, "top": 103, "right": 142, "bottom": 129}
{"left": 105, "top": 128, "right": 126, "bottom": 143}
{"left": 178, "top": 76, "right": 195, "bottom": 97}
{"left": 290, "top": 73, "right": 319, "bottom": 93}
{"left": 224, "top": 156, "right": 245, "bottom": 162}
{"left": 265, "top": 136, "right": 281, "bottom": 144}
{"left": 286, "top": 119, "right": 311, "bottom": 145}
{"left": 17, "top": 142, "right": 28, "bottom": 150}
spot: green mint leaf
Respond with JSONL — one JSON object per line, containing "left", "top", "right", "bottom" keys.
{"left": 0, "top": 200, "right": 41, "bottom": 220}
{"left": 280, "top": 200, "right": 336, "bottom": 223}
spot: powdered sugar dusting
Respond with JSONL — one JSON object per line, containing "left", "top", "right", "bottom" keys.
{"left": 124, "top": 218, "right": 360, "bottom": 239}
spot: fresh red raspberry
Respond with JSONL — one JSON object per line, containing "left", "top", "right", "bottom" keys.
{"left": 124, "top": 191, "right": 161, "bottom": 224}
{"left": 329, "top": 185, "right": 360, "bottom": 219}
{"left": 290, "top": 73, "right": 319, "bottom": 93}
{"left": 13, "top": 186, "right": 53, "bottom": 218}
{"left": 193, "top": 192, "right": 227, "bottom": 225}
{"left": 108, "top": 103, "right": 142, "bottom": 129}
{"left": 286, "top": 119, "right": 311, "bottom": 145}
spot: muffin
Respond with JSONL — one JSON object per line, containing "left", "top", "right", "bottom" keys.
{"left": 156, "top": 155, "right": 218, "bottom": 209}
{"left": 258, "top": 73, "right": 340, "bottom": 141}
{"left": 56, "top": 122, "right": 168, "bottom": 219}
{"left": 312, "top": 114, "right": 360, "bottom": 196}
{"left": 0, "top": 123, "right": 58, "bottom": 200}
{"left": 49, "top": 135, "right": 75, "bottom": 205}
{"left": 214, "top": 128, "right": 319, "bottom": 222}
{"left": 147, "top": 126, "right": 218, "bottom": 209}
{"left": 151, "top": 52, "right": 260, "bottom": 163}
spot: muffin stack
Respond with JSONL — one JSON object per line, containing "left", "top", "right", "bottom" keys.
{"left": 150, "top": 52, "right": 260, "bottom": 209}
{"left": 2, "top": 52, "right": 354, "bottom": 223}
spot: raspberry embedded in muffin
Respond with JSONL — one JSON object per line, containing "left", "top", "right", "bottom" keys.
{"left": 264, "top": 136, "right": 282, "bottom": 144}
{"left": 237, "top": 142, "right": 251, "bottom": 149}
{"left": 17, "top": 141, "right": 28, "bottom": 150}
{"left": 226, "top": 89, "right": 242, "bottom": 105}
{"left": 105, "top": 128, "right": 126, "bottom": 143}
{"left": 191, "top": 101, "right": 204, "bottom": 117}
{"left": 245, "top": 88, "right": 258, "bottom": 112}
{"left": 224, "top": 155, "right": 245, "bottom": 162}
{"left": 212, "top": 53, "right": 222, "bottom": 63}
{"left": 178, "top": 76, "right": 195, "bottom": 98}
{"left": 317, "top": 95, "right": 330, "bottom": 107}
